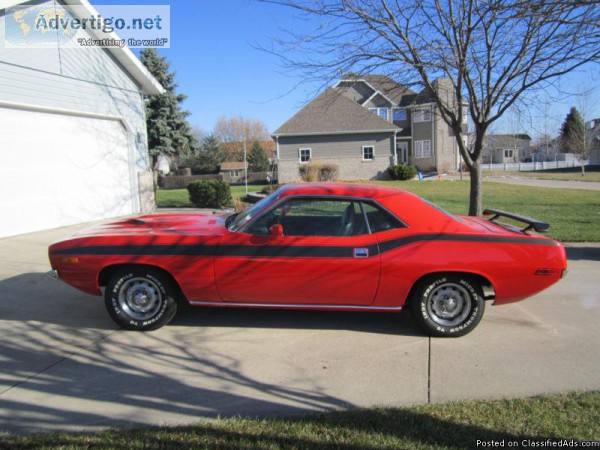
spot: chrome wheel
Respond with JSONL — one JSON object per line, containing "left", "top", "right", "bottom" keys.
{"left": 426, "top": 282, "right": 472, "bottom": 327}
{"left": 117, "top": 277, "right": 162, "bottom": 321}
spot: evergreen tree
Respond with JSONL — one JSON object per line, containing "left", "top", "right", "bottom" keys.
{"left": 140, "top": 49, "right": 197, "bottom": 169}
{"left": 247, "top": 140, "right": 269, "bottom": 172}
{"left": 559, "top": 107, "right": 587, "bottom": 175}
{"left": 194, "top": 135, "right": 223, "bottom": 174}
{"left": 560, "top": 107, "right": 585, "bottom": 153}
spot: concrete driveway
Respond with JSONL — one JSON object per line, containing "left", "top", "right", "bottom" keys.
{"left": 1, "top": 222, "right": 599, "bottom": 434}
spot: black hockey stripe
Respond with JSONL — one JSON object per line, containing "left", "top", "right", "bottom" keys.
{"left": 53, "top": 233, "right": 556, "bottom": 258}
{"left": 54, "top": 244, "right": 215, "bottom": 256}
{"left": 377, "top": 233, "right": 557, "bottom": 253}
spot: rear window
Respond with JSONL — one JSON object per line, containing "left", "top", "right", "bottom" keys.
{"left": 361, "top": 202, "right": 404, "bottom": 232}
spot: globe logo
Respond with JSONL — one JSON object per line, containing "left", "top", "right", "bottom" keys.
{"left": 6, "top": 4, "right": 76, "bottom": 47}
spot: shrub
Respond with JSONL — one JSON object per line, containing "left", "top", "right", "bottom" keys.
{"left": 318, "top": 163, "right": 339, "bottom": 181}
{"left": 388, "top": 164, "right": 417, "bottom": 180}
{"left": 299, "top": 162, "right": 339, "bottom": 182}
{"left": 187, "top": 180, "right": 232, "bottom": 208}
{"left": 299, "top": 163, "right": 319, "bottom": 182}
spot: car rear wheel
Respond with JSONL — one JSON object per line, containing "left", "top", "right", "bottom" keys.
{"left": 410, "top": 274, "right": 485, "bottom": 337}
{"left": 105, "top": 267, "right": 178, "bottom": 331}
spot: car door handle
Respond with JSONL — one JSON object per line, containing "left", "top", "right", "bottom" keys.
{"left": 353, "top": 248, "right": 369, "bottom": 258}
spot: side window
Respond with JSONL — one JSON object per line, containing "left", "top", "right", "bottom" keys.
{"left": 361, "top": 202, "right": 403, "bottom": 233}
{"left": 245, "top": 198, "right": 368, "bottom": 237}
{"left": 299, "top": 148, "right": 311, "bottom": 163}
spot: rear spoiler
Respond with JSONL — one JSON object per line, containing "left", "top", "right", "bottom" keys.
{"left": 483, "top": 209, "right": 550, "bottom": 233}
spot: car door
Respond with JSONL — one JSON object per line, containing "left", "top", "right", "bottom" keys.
{"left": 214, "top": 197, "right": 381, "bottom": 305}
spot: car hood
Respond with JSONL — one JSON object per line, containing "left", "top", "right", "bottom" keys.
{"left": 72, "top": 213, "right": 229, "bottom": 238}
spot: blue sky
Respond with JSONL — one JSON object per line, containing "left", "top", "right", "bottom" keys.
{"left": 96, "top": 0, "right": 316, "bottom": 135}
{"left": 95, "top": 0, "right": 599, "bottom": 137}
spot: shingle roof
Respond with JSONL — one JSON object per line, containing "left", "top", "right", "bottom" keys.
{"left": 220, "top": 161, "right": 247, "bottom": 171}
{"left": 362, "top": 75, "right": 416, "bottom": 106}
{"left": 273, "top": 89, "right": 400, "bottom": 136}
{"left": 484, "top": 134, "right": 532, "bottom": 148}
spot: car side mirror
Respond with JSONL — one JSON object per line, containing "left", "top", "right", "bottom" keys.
{"left": 268, "top": 224, "right": 284, "bottom": 238}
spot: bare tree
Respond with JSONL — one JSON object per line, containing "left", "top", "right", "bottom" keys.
{"left": 265, "top": 0, "right": 600, "bottom": 215}
{"left": 530, "top": 94, "right": 561, "bottom": 162}
{"left": 214, "top": 116, "right": 270, "bottom": 161}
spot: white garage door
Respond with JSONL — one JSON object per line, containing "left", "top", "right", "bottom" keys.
{"left": 0, "top": 107, "right": 137, "bottom": 238}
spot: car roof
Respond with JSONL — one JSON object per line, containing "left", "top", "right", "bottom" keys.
{"left": 276, "top": 182, "right": 411, "bottom": 201}
{"left": 275, "top": 182, "right": 465, "bottom": 232}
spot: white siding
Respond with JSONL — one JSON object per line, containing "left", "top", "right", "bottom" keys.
{"left": 0, "top": 1, "right": 149, "bottom": 171}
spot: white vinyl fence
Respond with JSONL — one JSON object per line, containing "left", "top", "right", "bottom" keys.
{"left": 481, "top": 160, "right": 589, "bottom": 172}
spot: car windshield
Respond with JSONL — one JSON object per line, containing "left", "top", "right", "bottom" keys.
{"left": 227, "top": 190, "right": 281, "bottom": 232}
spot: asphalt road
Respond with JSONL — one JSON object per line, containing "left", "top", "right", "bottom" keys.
{"left": 1, "top": 223, "right": 599, "bottom": 434}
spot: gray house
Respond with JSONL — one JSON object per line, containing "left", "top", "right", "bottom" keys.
{"left": 482, "top": 134, "right": 532, "bottom": 163}
{"left": 586, "top": 119, "right": 600, "bottom": 165}
{"left": 273, "top": 75, "right": 466, "bottom": 183}
{"left": 0, "top": 0, "right": 163, "bottom": 238}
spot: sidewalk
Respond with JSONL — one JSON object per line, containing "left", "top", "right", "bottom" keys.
{"left": 443, "top": 174, "right": 600, "bottom": 191}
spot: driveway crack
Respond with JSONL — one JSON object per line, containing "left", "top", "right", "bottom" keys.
{"left": 427, "top": 336, "right": 431, "bottom": 404}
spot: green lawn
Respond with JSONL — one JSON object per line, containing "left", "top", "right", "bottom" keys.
{"left": 2, "top": 391, "right": 598, "bottom": 449}
{"left": 372, "top": 180, "right": 600, "bottom": 242}
{"left": 156, "top": 181, "right": 600, "bottom": 242}
{"left": 484, "top": 165, "right": 600, "bottom": 182}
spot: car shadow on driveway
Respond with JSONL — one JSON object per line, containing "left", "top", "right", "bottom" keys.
{"left": 172, "top": 305, "right": 421, "bottom": 337}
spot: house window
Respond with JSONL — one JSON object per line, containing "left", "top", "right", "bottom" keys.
{"left": 392, "top": 108, "right": 407, "bottom": 121}
{"left": 362, "top": 146, "right": 375, "bottom": 161}
{"left": 414, "top": 140, "right": 431, "bottom": 159}
{"left": 504, "top": 149, "right": 513, "bottom": 158}
{"left": 369, "top": 107, "right": 389, "bottom": 121}
{"left": 299, "top": 148, "right": 311, "bottom": 163}
{"left": 231, "top": 170, "right": 240, "bottom": 177}
{"left": 413, "top": 108, "right": 432, "bottom": 122}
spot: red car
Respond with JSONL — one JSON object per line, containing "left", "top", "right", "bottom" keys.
{"left": 48, "top": 183, "right": 567, "bottom": 337}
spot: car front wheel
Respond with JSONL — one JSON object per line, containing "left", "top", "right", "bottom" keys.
{"left": 411, "top": 274, "right": 485, "bottom": 337}
{"left": 105, "top": 267, "right": 178, "bottom": 331}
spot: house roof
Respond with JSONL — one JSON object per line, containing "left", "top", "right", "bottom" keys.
{"left": 485, "top": 134, "right": 532, "bottom": 149}
{"left": 220, "top": 161, "right": 247, "bottom": 171}
{"left": 273, "top": 88, "right": 400, "bottom": 136}
{"left": 5, "top": 0, "right": 164, "bottom": 95}
{"left": 362, "top": 75, "right": 417, "bottom": 106}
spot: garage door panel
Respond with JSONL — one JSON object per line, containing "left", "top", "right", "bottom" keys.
{"left": 0, "top": 107, "right": 136, "bottom": 238}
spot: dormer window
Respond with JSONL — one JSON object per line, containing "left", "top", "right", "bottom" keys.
{"left": 369, "top": 107, "right": 389, "bottom": 121}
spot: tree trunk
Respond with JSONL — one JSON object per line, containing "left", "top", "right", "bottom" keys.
{"left": 468, "top": 160, "right": 483, "bottom": 216}
{"left": 581, "top": 164, "right": 586, "bottom": 177}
